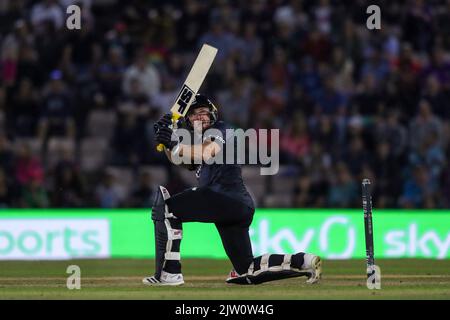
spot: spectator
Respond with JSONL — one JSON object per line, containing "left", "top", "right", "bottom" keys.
{"left": 360, "top": 49, "right": 390, "bottom": 86}
{"left": 95, "top": 170, "right": 125, "bottom": 208}
{"left": 249, "top": 85, "right": 281, "bottom": 127}
{"left": 0, "top": 86, "right": 6, "bottom": 117}
{"left": 330, "top": 45, "right": 354, "bottom": 96}
{"left": 151, "top": 51, "right": 186, "bottom": 116}
{"left": 421, "top": 46, "right": 450, "bottom": 88}
{"left": 295, "top": 56, "right": 322, "bottom": 102}
{"left": 372, "top": 142, "right": 402, "bottom": 207}
{"left": 161, "top": 50, "right": 186, "bottom": 87}
{"left": 353, "top": 73, "right": 382, "bottom": 116}
{"left": 128, "top": 171, "right": 155, "bottom": 208}
{"left": 422, "top": 74, "right": 450, "bottom": 120}
{"left": 52, "top": 158, "right": 85, "bottom": 208}
{"left": 0, "top": 133, "right": 14, "bottom": 174}
{"left": 313, "top": 0, "right": 332, "bottom": 35}
{"left": 436, "top": 0, "right": 450, "bottom": 50}
{"left": 151, "top": 77, "right": 179, "bottom": 117}
{"left": 327, "top": 162, "right": 358, "bottom": 207}
{"left": 65, "top": 23, "right": 101, "bottom": 77}
{"left": 332, "top": 106, "right": 349, "bottom": 151}
{"left": 119, "top": 75, "right": 150, "bottom": 110}
{"left": 409, "top": 131, "right": 446, "bottom": 192}
{"left": 300, "top": 27, "right": 332, "bottom": 63}
{"left": 441, "top": 159, "right": 450, "bottom": 208}
{"left": 382, "top": 24, "right": 401, "bottom": 63}
{"left": 264, "top": 47, "right": 291, "bottom": 90}
{"left": 20, "top": 177, "right": 49, "bottom": 208}
{"left": 104, "top": 22, "right": 132, "bottom": 58}
{"left": 393, "top": 43, "right": 423, "bottom": 115}
{"left": 287, "top": 83, "right": 314, "bottom": 117}
{"left": 293, "top": 174, "right": 314, "bottom": 207}
{"left": 10, "top": 78, "right": 40, "bottom": 137}
{"left": 1, "top": 39, "right": 18, "bottom": 87}
{"left": 402, "top": 0, "right": 435, "bottom": 53}
{"left": 198, "top": 21, "right": 233, "bottom": 66}
{"left": 122, "top": 52, "right": 161, "bottom": 101}
{"left": 375, "top": 109, "right": 408, "bottom": 158}
{"left": 337, "top": 19, "right": 363, "bottom": 73}
{"left": 30, "top": 0, "right": 64, "bottom": 31}
{"left": 264, "top": 47, "right": 291, "bottom": 113}
{"left": 293, "top": 173, "right": 328, "bottom": 208}
{"left": 236, "top": 22, "right": 263, "bottom": 76}
{"left": 309, "top": 114, "right": 336, "bottom": 152}
{"left": 98, "top": 46, "right": 126, "bottom": 104}
{"left": 0, "top": 168, "right": 13, "bottom": 207}
{"left": 2, "top": 19, "right": 34, "bottom": 54}
{"left": 409, "top": 99, "right": 443, "bottom": 153}
{"left": 111, "top": 114, "right": 144, "bottom": 166}
{"left": 280, "top": 113, "right": 310, "bottom": 163}
{"left": 302, "top": 142, "right": 332, "bottom": 183}
{"left": 14, "top": 142, "right": 44, "bottom": 188}
{"left": 37, "top": 70, "right": 76, "bottom": 144}
{"left": 313, "top": 74, "right": 346, "bottom": 115}
{"left": 342, "top": 135, "right": 370, "bottom": 176}
{"left": 217, "top": 78, "right": 252, "bottom": 128}
{"left": 176, "top": 0, "right": 208, "bottom": 50}
{"left": 16, "top": 44, "right": 43, "bottom": 87}
{"left": 400, "top": 165, "right": 435, "bottom": 208}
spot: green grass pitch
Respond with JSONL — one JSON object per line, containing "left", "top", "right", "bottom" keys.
{"left": 0, "top": 259, "right": 449, "bottom": 299}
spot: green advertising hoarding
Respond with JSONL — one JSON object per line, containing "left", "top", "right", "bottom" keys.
{"left": 0, "top": 209, "right": 449, "bottom": 260}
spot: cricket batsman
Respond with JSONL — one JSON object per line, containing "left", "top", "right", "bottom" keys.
{"left": 143, "top": 94, "right": 322, "bottom": 286}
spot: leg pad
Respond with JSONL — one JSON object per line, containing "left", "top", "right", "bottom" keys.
{"left": 152, "top": 186, "right": 183, "bottom": 279}
{"left": 226, "top": 253, "right": 308, "bottom": 285}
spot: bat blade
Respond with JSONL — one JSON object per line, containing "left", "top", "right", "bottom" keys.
{"left": 170, "top": 44, "right": 218, "bottom": 117}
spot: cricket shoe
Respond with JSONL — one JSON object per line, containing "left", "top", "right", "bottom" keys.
{"left": 302, "top": 254, "right": 322, "bottom": 284}
{"left": 225, "top": 269, "right": 251, "bottom": 285}
{"left": 142, "top": 271, "right": 184, "bottom": 286}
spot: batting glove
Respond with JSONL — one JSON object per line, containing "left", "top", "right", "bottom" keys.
{"left": 155, "top": 126, "right": 178, "bottom": 150}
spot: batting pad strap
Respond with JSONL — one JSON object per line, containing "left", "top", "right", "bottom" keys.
{"left": 164, "top": 205, "right": 175, "bottom": 218}
{"left": 282, "top": 254, "right": 292, "bottom": 270}
{"left": 164, "top": 220, "right": 182, "bottom": 239}
{"left": 165, "top": 252, "right": 180, "bottom": 260}
{"left": 247, "top": 262, "right": 254, "bottom": 276}
{"left": 159, "top": 186, "right": 171, "bottom": 201}
{"left": 260, "top": 254, "right": 270, "bottom": 272}
{"left": 168, "top": 228, "right": 182, "bottom": 240}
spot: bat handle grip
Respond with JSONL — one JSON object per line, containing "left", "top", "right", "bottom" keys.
{"left": 155, "top": 113, "right": 182, "bottom": 152}
{"left": 156, "top": 143, "right": 165, "bottom": 152}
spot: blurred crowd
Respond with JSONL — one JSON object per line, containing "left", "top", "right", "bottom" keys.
{"left": 0, "top": 0, "right": 449, "bottom": 209}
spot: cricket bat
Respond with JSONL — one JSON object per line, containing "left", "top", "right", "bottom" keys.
{"left": 156, "top": 44, "right": 218, "bottom": 152}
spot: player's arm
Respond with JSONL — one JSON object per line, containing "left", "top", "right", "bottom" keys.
{"left": 171, "top": 139, "right": 221, "bottom": 163}
{"left": 163, "top": 138, "right": 221, "bottom": 164}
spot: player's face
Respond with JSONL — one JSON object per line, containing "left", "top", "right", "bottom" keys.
{"left": 188, "top": 107, "right": 211, "bottom": 130}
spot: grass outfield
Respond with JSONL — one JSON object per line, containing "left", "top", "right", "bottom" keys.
{"left": 0, "top": 259, "right": 449, "bottom": 299}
